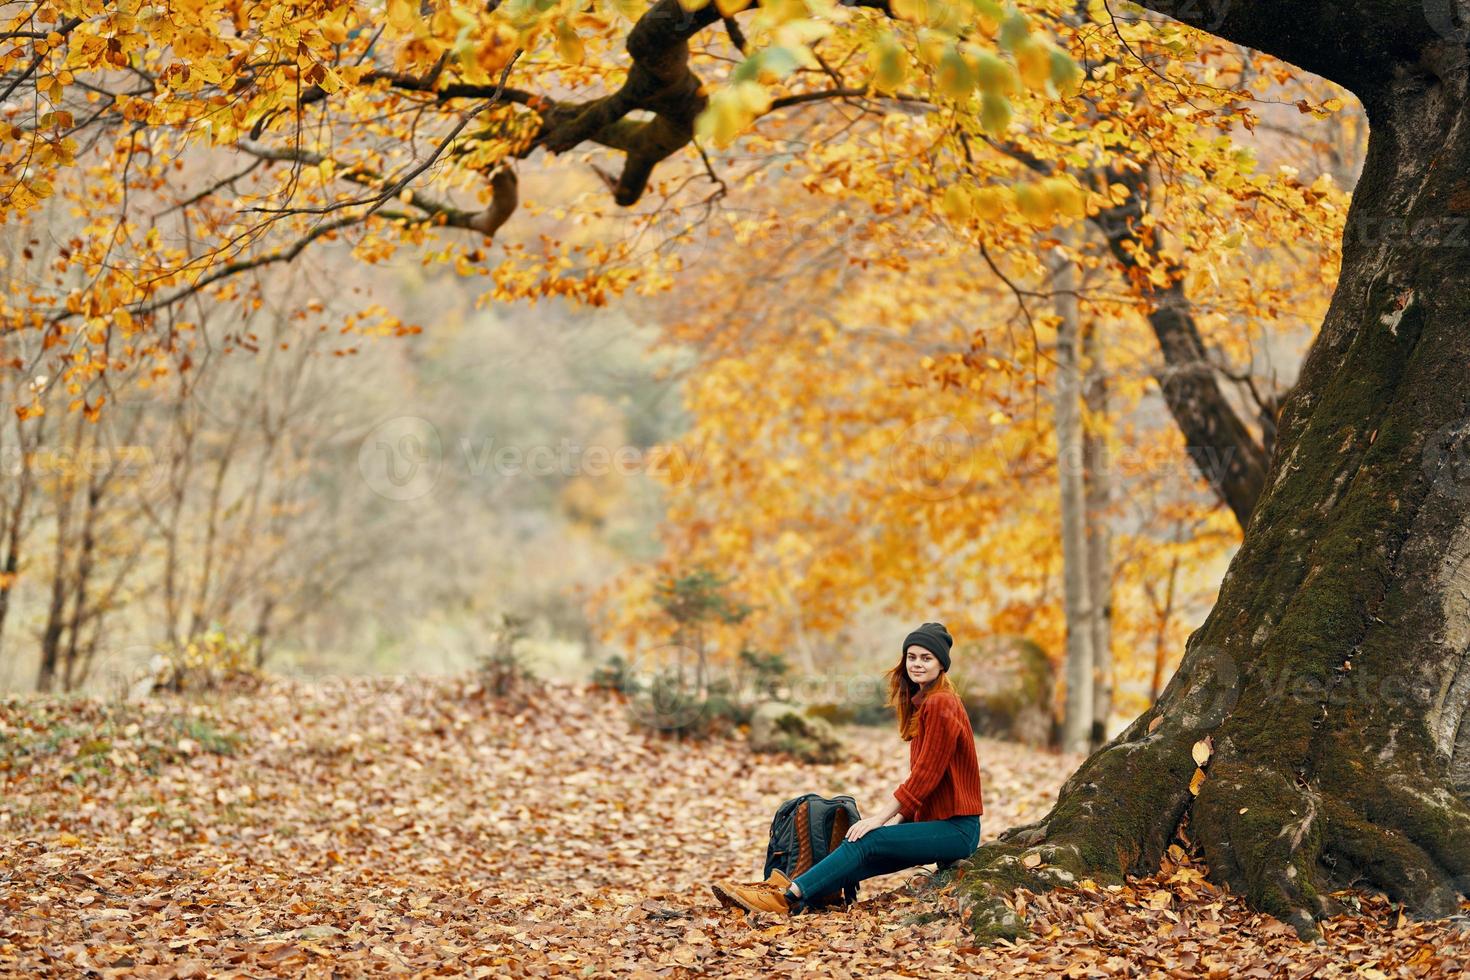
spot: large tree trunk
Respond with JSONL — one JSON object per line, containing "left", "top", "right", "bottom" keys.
{"left": 962, "top": 33, "right": 1470, "bottom": 943}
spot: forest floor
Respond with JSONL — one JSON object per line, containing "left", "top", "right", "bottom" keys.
{"left": 2, "top": 674, "right": 1469, "bottom": 978}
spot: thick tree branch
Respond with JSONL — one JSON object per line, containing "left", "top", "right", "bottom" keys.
{"left": 1091, "top": 161, "right": 1271, "bottom": 525}
{"left": 479, "top": 0, "right": 893, "bottom": 204}
{"left": 234, "top": 139, "right": 517, "bottom": 238}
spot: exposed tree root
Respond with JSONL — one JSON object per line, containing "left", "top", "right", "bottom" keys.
{"left": 946, "top": 732, "right": 1470, "bottom": 946}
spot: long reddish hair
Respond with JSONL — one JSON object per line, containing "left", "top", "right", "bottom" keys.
{"left": 885, "top": 654, "right": 962, "bottom": 742}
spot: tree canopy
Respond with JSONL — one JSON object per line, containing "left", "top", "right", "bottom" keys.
{"left": 2, "top": 0, "right": 1342, "bottom": 421}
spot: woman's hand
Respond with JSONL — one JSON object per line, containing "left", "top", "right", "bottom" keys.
{"left": 844, "top": 816, "right": 888, "bottom": 842}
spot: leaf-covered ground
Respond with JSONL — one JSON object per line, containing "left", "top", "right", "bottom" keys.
{"left": 2, "top": 677, "right": 1468, "bottom": 977}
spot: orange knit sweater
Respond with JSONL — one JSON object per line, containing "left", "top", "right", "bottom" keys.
{"left": 893, "top": 689, "right": 984, "bottom": 822}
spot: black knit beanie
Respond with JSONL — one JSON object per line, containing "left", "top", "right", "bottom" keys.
{"left": 902, "top": 622, "right": 954, "bottom": 672}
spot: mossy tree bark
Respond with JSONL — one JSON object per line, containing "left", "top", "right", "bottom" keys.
{"left": 959, "top": 5, "right": 1470, "bottom": 944}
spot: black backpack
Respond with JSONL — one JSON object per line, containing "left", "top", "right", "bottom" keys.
{"left": 762, "top": 793, "right": 862, "bottom": 910}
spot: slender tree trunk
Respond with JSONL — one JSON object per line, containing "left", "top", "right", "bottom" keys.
{"left": 0, "top": 413, "right": 39, "bottom": 666}
{"left": 963, "top": 51, "right": 1470, "bottom": 943}
{"left": 59, "top": 484, "right": 99, "bottom": 692}
{"left": 252, "top": 595, "right": 276, "bottom": 669}
{"left": 188, "top": 422, "right": 243, "bottom": 641}
{"left": 159, "top": 385, "right": 195, "bottom": 651}
{"left": 1082, "top": 314, "right": 1114, "bottom": 748}
{"left": 695, "top": 621, "right": 707, "bottom": 697}
{"left": 1051, "top": 236, "right": 1094, "bottom": 754}
{"left": 36, "top": 414, "right": 83, "bottom": 692}
{"left": 61, "top": 423, "right": 106, "bottom": 692}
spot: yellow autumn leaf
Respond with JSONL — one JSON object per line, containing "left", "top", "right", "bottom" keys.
{"left": 1188, "top": 766, "right": 1206, "bottom": 795}
{"left": 972, "top": 185, "right": 1009, "bottom": 220}
{"left": 940, "top": 184, "right": 973, "bottom": 223}
{"left": 734, "top": 80, "right": 772, "bottom": 115}
{"left": 1013, "top": 181, "right": 1052, "bottom": 225}
{"left": 971, "top": 49, "right": 1018, "bottom": 96}
{"left": 387, "top": 0, "right": 418, "bottom": 33}
{"left": 607, "top": 0, "right": 646, "bottom": 20}
{"left": 1040, "top": 176, "right": 1084, "bottom": 218}
{"left": 891, "top": 0, "right": 927, "bottom": 24}
{"left": 1049, "top": 46, "right": 1084, "bottom": 97}
{"left": 555, "top": 21, "right": 584, "bottom": 64}
{"left": 760, "top": 0, "right": 808, "bottom": 25}
{"left": 914, "top": 28, "right": 949, "bottom": 67}
{"left": 191, "top": 57, "right": 222, "bottom": 85}
{"left": 695, "top": 83, "right": 768, "bottom": 148}
{"left": 980, "top": 91, "right": 1011, "bottom": 135}
{"left": 936, "top": 44, "right": 974, "bottom": 100}
{"left": 869, "top": 32, "right": 908, "bottom": 94}
{"left": 973, "top": 0, "right": 1001, "bottom": 36}
{"left": 1013, "top": 37, "right": 1051, "bottom": 90}
{"left": 317, "top": 65, "right": 343, "bottom": 94}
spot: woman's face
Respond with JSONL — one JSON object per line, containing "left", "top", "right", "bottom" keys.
{"left": 905, "top": 645, "right": 940, "bottom": 686}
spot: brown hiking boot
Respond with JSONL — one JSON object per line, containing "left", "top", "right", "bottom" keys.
{"left": 710, "top": 868, "right": 796, "bottom": 914}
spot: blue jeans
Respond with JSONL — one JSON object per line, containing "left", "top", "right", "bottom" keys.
{"left": 790, "top": 814, "right": 980, "bottom": 904}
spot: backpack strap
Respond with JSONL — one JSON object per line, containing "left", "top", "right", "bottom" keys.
{"left": 795, "top": 800, "right": 814, "bottom": 876}
{"left": 827, "top": 806, "right": 849, "bottom": 857}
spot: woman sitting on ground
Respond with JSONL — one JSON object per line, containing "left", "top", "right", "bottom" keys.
{"left": 712, "top": 621, "right": 984, "bottom": 915}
